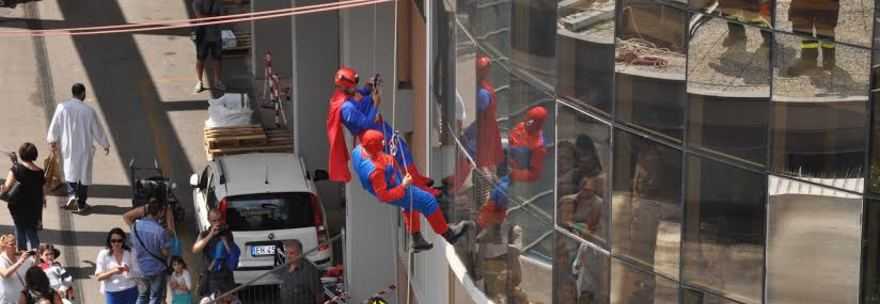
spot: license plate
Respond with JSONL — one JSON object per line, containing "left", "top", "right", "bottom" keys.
{"left": 250, "top": 245, "right": 275, "bottom": 257}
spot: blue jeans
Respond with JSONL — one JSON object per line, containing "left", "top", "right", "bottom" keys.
{"left": 106, "top": 286, "right": 138, "bottom": 304}
{"left": 136, "top": 274, "right": 167, "bottom": 304}
{"left": 13, "top": 224, "right": 38, "bottom": 251}
{"left": 66, "top": 182, "right": 89, "bottom": 208}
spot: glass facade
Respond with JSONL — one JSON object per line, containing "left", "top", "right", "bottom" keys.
{"left": 425, "top": 0, "right": 879, "bottom": 302}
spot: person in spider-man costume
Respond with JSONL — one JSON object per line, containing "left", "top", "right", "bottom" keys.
{"left": 477, "top": 106, "right": 549, "bottom": 231}
{"left": 351, "top": 130, "right": 471, "bottom": 252}
{"left": 325, "top": 67, "right": 441, "bottom": 243}
{"left": 446, "top": 55, "right": 505, "bottom": 192}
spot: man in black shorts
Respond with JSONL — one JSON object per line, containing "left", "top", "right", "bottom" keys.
{"left": 193, "top": 0, "right": 225, "bottom": 93}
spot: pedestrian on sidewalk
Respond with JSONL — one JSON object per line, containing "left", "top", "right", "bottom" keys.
{"left": 192, "top": 0, "right": 225, "bottom": 93}
{"left": 18, "top": 266, "right": 63, "bottom": 304}
{"left": 0, "top": 234, "right": 36, "bottom": 304}
{"left": 46, "top": 83, "right": 110, "bottom": 213}
{"left": 95, "top": 228, "right": 139, "bottom": 304}
{"left": 130, "top": 199, "right": 170, "bottom": 304}
{"left": 192, "top": 209, "right": 238, "bottom": 299}
{"left": 167, "top": 257, "right": 191, "bottom": 304}
{"left": 36, "top": 244, "right": 74, "bottom": 301}
{"left": 278, "top": 239, "right": 322, "bottom": 304}
{"left": 1, "top": 143, "right": 46, "bottom": 250}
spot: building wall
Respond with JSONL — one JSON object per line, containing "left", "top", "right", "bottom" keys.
{"left": 405, "top": 0, "right": 880, "bottom": 303}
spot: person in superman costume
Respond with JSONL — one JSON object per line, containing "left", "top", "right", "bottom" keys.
{"left": 352, "top": 129, "right": 471, "bottom": 252}
{"left": 477, "top": 106, "right": 549, "bottom": 233}
{"left": 446, "top": 55, "right": 506, "bottom": 192}
{"left": 325, "top": 67, "right": 442, "bottom": 248}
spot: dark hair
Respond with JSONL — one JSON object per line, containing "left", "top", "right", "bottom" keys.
{"left": 170, "top": 256, "right": 188, "bottom": 270}
{"left": 71, "top": 83, "right": 86, "bottom": 99}
{"left": 18, "top": 143, "right": 38, "bottom": 162}
{"left": 24, "top": 266, "right": 53, "bottom": 296}
{"left": 146, "top": 197, "right": 166, "bottom": 217}
{"left": 105, "top": 227, "right": 130, "bottom": 251}
{"left": 37, "top": 244, "right": 59, "bottom": 260}
{"left": 285, "top": 239, "right": 303, "bottom": 252}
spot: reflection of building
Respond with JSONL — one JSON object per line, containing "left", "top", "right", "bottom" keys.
{"left": 341, "top": 0, "right": 879, "bottom": 303}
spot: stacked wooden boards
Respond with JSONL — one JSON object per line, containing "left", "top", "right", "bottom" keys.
{"left": 203, "top": 125, "right": 293, "bottom": 160}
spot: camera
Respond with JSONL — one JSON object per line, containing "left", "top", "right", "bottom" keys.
{"left": 25, "top": 250, "right": 36, "bottom": 256}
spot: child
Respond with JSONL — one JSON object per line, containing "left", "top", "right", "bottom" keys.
{"left": 38, "top": 244, "right": 75, "bottom": 301}
{"left": 169, "top": 256, "right": 193, "bottom": 304}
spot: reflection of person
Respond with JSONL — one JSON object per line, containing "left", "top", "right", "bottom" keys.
{"left": 447, "top": 55, "right": 506, "bottom": 192}
{"left": 350, "top": 130, "right": 471, "bottom": 252}
{"left": 508, "top": 106, "right": 549, "bottom": 182}
{"left": 559, "top": 176, "right": 605, "bottom": 242}
{"left": 627, "top": 145, "right": 665, "bottom": 266}
{"left": 477, "top": 223, "right": 529, "bottom": 304}
{"left": 718, "top": 0, "right": 771, "bottom": 49}
{"left": 46, "top": 83, "right": 110, "bottom": 213}
{"left": 572, "top": 243, "right": 598, "bottom": 304}
{"left": 557, "top": 141, "right": 579, "bottom": 197}
{"left": 785, "top": 0, "right": 839, "bottom": 75}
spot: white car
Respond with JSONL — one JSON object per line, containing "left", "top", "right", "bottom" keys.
{"left": 189, "top": 153, "right": 332, "bottom": 285}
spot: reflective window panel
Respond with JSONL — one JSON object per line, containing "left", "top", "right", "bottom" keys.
{"left": 771, "top": 32, "right": 869, "bottom": 192}
{"left": 682, "top": 287, "right": 744, "bottom": 304}
{"left": 610, "top": 259, "right": 679, "bottom": 304}
{"left": 687, "top": 15, "right": 770, "bottom": 165}
{"left": 557, "top": 104, "right": 612, "bottom": 247}
{"left": 615, "top": 0, "right": 687, "bottom": 140}
{"left": 864, "top": 200, "right": 880, "bottom": 303}
{"left": 611, "top": 130, "right": 682, "bottom": 278}
{"left": 869, "top": 9, "right": 880, "bottom": 194}
{"left": 689, "top": 0, "right": 773, "bottom": 35}
{"left": 774, "top": 0, "right": 873, "bottom": 48}
{"left": 555, "top": 231, "right": 610, "bottom": 304}
{"left": 557, "top": 0, "right": 616, "bottom": 114}
{"left": 767, "top": 176, "right": 862, "bottom": 304}
{"left": 683, "top": 155, "right": 765, "bottom": 304}
{"left": 510, "top": 0, "right": 558, "bottom": 87}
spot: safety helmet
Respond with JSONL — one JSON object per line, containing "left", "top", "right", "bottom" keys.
{"left": 335, "top": 67, "right": 359, "bottom": 90}
{"left": 477, "top": 55, "right": 491, "bottom": 77}
{"left": 525, "top": 106, "right": 548, "bottom": 132}
{"left": 362, "top": 129, "right": 385, "bottom": 154}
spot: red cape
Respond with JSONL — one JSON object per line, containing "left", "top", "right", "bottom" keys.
{"left": 477, "top": 80, "right": 504, "bottom": 168}
{"left": 327, "top": 90, "right": 351, "bottom": 182}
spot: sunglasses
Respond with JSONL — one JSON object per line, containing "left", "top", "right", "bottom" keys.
{"left": 110, "top": 239, "right": 125, "bottom": 244}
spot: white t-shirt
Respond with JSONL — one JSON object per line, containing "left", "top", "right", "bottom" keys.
{"left": 0, "top": 252, "right": 33, "bottom": 304}
{"left": 94, "top": 249, "right": 139, "bottom": 293}
{"left": 169, "top": 270, "right": 192, "bottom": 295}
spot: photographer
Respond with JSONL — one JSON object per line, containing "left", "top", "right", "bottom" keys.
{"left": 0, "top": 234, "right": 36, "bottom": 304}
{"left": 192, "top": 209, "right": 239, "bottom": 299}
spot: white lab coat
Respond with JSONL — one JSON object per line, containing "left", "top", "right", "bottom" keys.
{"left": 46, "top": 99, "right": 109, "bottom": 185}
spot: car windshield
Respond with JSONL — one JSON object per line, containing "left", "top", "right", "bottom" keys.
{"left": 225, "top": 193, "right": 315, "bottom": 231}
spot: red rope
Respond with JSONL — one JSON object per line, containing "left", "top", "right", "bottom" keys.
{"left": 0, "top": 0, "right": 390, "bottom": 37}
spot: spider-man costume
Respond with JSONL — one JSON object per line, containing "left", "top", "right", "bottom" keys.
{"left": 351, "top": 130, "right": 469, "bottom": 252}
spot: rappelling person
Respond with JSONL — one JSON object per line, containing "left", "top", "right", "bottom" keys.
{"left": 351, "top": 130, "right": 472, "bottom": 252}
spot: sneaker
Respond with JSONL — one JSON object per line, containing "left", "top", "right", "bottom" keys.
{"left": 193, "top": 80, "right": 205, "bottom": 94}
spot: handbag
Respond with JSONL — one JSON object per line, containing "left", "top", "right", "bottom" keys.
{"left": 0, "top": 163, "right": 22, "bottom": 205}
{"left": 43, "top": 152, "right": 63, "bottom": 193}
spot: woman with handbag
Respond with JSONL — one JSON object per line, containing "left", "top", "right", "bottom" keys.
{"left": 0, "top": 143, "right": 46, "bottom": 251}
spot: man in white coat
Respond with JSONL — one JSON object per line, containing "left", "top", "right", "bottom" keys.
{"left": 47, "top": 83, "right": 110, "bottom": 213}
